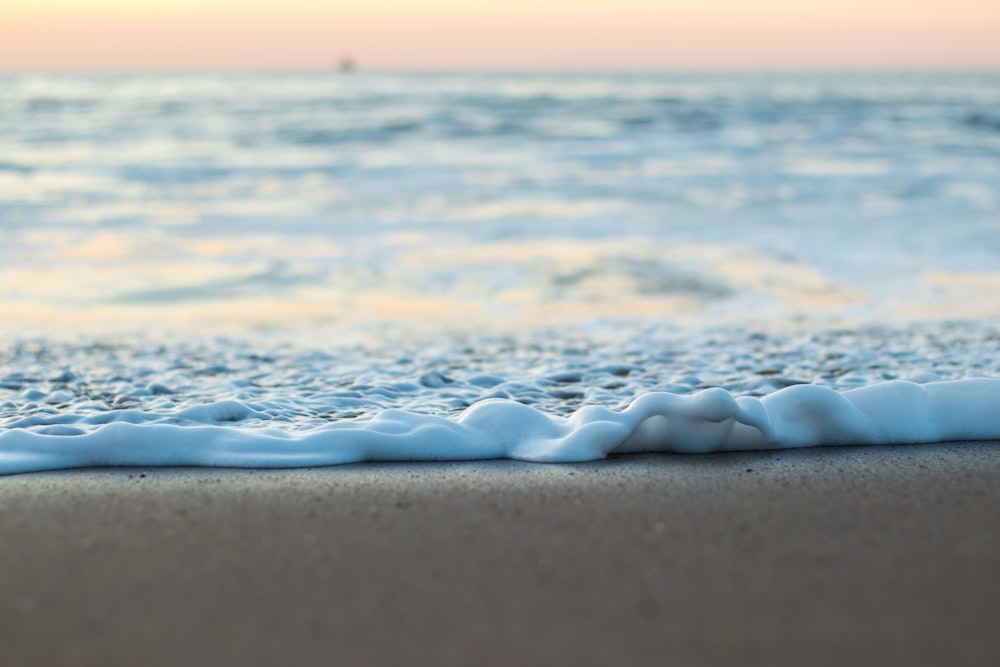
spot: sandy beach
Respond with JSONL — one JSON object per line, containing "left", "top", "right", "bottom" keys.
{"left": 1, "top": 443, "right": 997, "bottom": 666}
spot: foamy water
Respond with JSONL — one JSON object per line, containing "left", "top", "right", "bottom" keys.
{"left": 1, "top": 72, "right": 999, "bottom": 473}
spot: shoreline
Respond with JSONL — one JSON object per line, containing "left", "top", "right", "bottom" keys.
{"left": 2, "top": 443, "right": 998, "bottom": 666}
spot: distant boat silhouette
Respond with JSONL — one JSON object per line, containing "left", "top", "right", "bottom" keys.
{"left": 339, "top": 57, "right": 356, "bottom": 73}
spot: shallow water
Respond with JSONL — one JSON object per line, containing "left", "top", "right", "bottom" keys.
{"left": 1, "top": 72, "right": 999, "bottom": 472}
{"left": 3, "top": 71, "right": 1000, "bottom": 333}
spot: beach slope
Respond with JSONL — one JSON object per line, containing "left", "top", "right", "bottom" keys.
{"left": 2, "top": 443, "right": 998, "bottom": 666}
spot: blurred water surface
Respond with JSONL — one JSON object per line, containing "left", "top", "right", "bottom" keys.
{"left": 1, "top": 71, "right": 999, "bottom": 336}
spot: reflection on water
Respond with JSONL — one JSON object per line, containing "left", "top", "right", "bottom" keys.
{"left": 6, "top": 230, "right": 992, "bottom": 336}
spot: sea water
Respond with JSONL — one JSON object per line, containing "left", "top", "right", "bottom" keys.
{"left": 1, "top": 72, "right": 999, "bottom": 473}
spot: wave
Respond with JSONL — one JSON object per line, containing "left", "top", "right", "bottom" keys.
{"left": 2, "top": 378, "right": 998, "bottom": 475}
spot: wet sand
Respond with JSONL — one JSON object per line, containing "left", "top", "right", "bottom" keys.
{"left": 2, "top": 443, "right": 998, "bottom": 666}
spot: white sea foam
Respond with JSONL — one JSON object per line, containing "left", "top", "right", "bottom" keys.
{"left": 1, "top": 324, "right": 998, "bottom": 475}
{"left": 2, "top": 73, "right": 999, "bottom": 473}
{"left": 1, "top": 379, "right": 998, "bottom": 475}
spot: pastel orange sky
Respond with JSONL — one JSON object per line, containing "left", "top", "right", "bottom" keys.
{"left": 2, "top": 0, "right": 999, "bottom": 70}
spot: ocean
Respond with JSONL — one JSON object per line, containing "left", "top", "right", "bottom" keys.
{"left": 2, "top": 71, "right": 999, "bottom": 472}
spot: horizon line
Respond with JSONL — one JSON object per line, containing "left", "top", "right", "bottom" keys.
{"left": 4, "top": 65, "right": 1000, "bottom": 74}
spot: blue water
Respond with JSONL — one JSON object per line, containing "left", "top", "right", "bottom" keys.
{"left": 2, "top": 71, "right": 999, "bottom": 333}
{"left": 1, "top": 72, "right": 999, "bottom": 472}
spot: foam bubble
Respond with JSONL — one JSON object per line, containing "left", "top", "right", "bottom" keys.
{"left": 1, "top": 379, "right": 998, "bottom": 475}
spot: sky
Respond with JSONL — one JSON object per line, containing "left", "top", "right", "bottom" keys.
{"left": 2, "top": 0, "right": 999, "bottom": 71}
